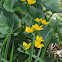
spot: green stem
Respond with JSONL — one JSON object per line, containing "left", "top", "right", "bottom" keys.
{"left": 34, "top": 47, "right": 42, "bottom": 62}
{"left": 35, "top": 30, "right": 38, "bottom": 36}
{"left": 28, "top": 33, "right": 35, "bottom": 62}
{"left": 9, "top": 42, "right": 14, "bottom": 62}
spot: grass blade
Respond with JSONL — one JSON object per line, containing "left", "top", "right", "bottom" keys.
{"left": 1, "top": 27, "right": 19, "bottom": 52}
{"left": 9, "top": 42, "right": 14, "bottom": 62}
{"left": 34, "top": 47, "right": 42, "bottom": 62}
{"left": 4, "top": 37, "right": 11, "bottom": 59}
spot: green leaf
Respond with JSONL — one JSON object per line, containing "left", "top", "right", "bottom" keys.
{"left": 49, "top": 20, "right": 57, "bottom": 27}
{"left": 29, "top": 6, "right": 44, "bottom": 18}
{"left": 0, "top": 9, "right": 21, "bottom": 38}
{"left": 0, "top": 1, "right": 2, "bottom": 9}
{"left": 21, "top": 16, "right": 34, "bottom": 27}
{"left": 17, "top": 3, "right": 32, "bottom": 18}
{"left": 8, "top": 13, "right": 21, "bottom": 30}
{"left": 40, "top": 23, "right": 58, "bottom": 59}
{"left": 41, "top": 27, "right": 54, "bottom": 59}
{"left": 42, "top": 0, "right": 62, "bottom": 12}
{"left": 38, "top": 25, "right": 50, "bottom": 41}
{"left": 43, "top": 0, "right": 58, "bottom": 9}
{"left": 1, "top": 57, "right": 9, "bottom": 62}
{"left": 34, "top": 3, "right": 43, "bottom": 11}
{"left": 0, "top": 12, "right": 10, "bottom": 38}
{"left": 3, "top": 0, "right": 17, "bottom": 12}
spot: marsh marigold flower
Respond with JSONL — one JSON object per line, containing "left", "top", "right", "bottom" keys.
{"left": 21, "top": 0, "right": 26, "bottom": 1}
{"left": 25, "top": 27, "right": 34, "bottom": 33}
{"left": 36, "top": 35, "right": 44, "bottom": 42}
{"left": 35, "top": 40, "right": 44, "bottom": 48}
{"left": 23, "top": 42, "right": 31, "bottom": 50}
{"left": 32, "top": 24, "right": 44, "bottom": 31}
{"left": 41, "top": 20, "right": 50, "bottom": 25}
{"left": 27, "top": 0, "right": 36, "bottom": 5}
{"left": 34, "top": 18, "right": 41, "bottom": 22}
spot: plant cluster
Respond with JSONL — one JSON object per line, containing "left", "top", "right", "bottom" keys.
{"left": 0, "top": 0, "right": 62, "bottom": 62}
{"left": 23, "top": 17, "right": 50, "bottom": 50}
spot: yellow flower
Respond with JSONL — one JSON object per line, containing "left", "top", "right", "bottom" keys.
{"left": 27, "top": 0, "right": 36, "bottom": 5}
{"left": 21, "top": 0, "right": 26, "bottom": 1}
{"left": 34, "top": 24, "right": 44, "bottom": 31}
{"left": 31, "top": 24, "right": 44, "bottom": 31}
{"left": 25, "top": 27, "right": 34, "bottom": 33}
{"left": 34, "top": 18, "right": 40, "bottom": 22}
{"left": 36, "top": 35, "right": 44, "bottom": 42}
{"left": 23, "top": 42, "right": 31, "bottom": 50}
{"left": 35, "top": 40, "right": 44, "bottom": 48}
{"left": 41, "top": 20, "right": 50, "bottom": 25}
